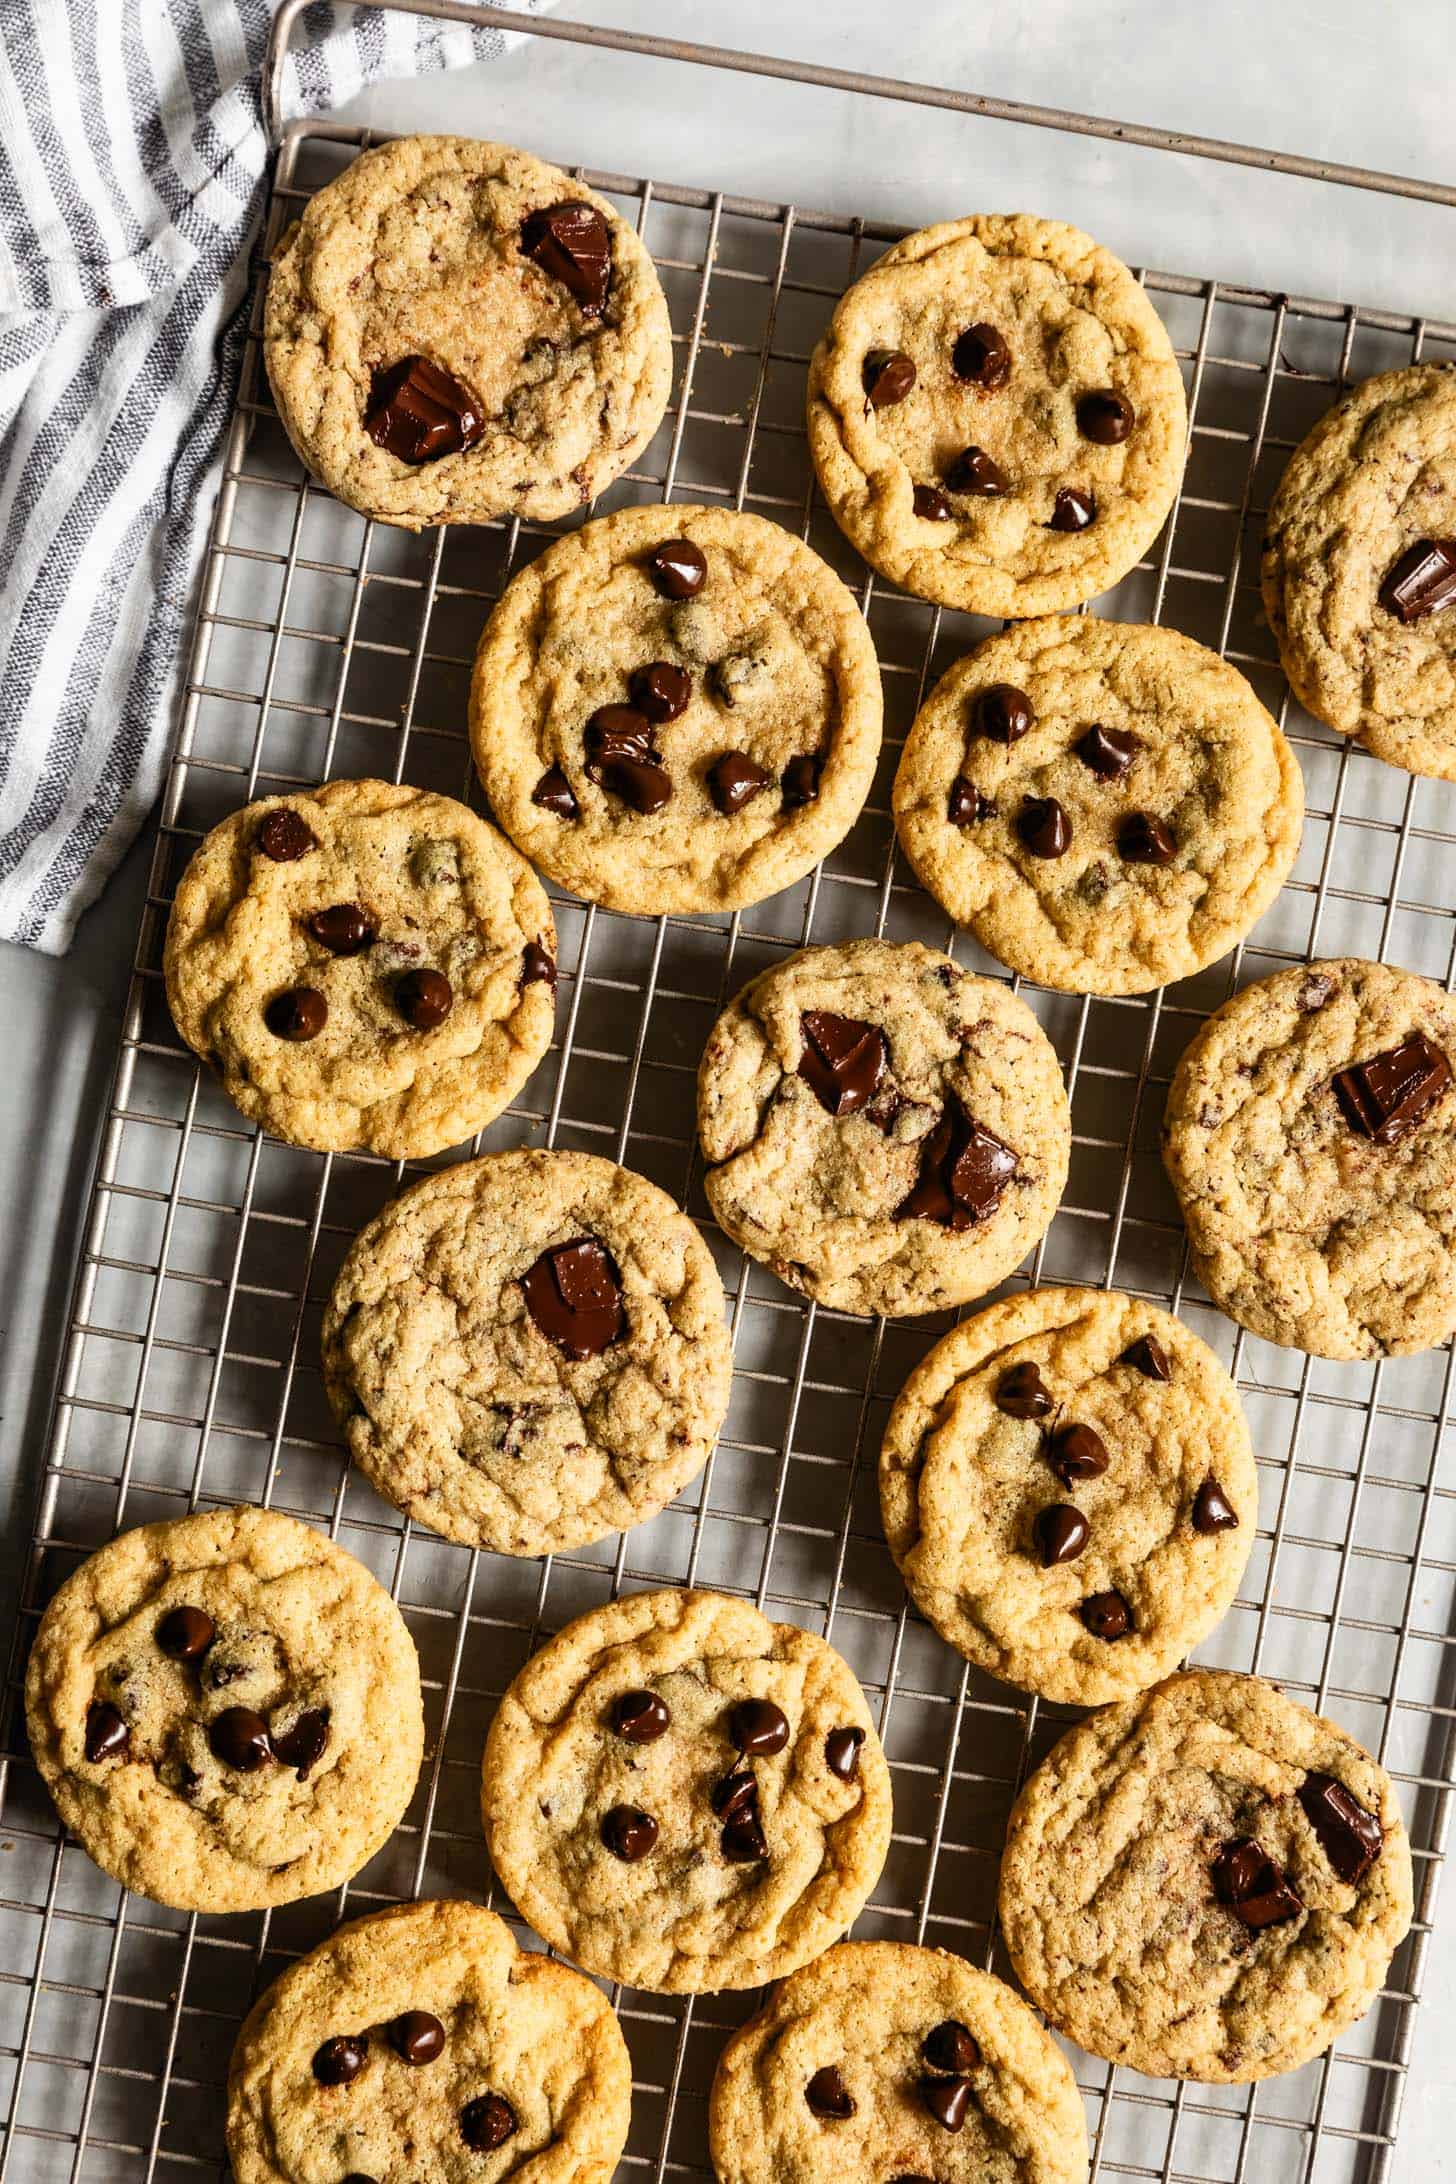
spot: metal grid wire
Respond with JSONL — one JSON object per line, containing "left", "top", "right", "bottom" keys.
{"left": 4, "top": 102, "right": 1456, "bottom": 2184}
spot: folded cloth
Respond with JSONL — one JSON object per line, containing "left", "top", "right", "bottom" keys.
{"left": 0, "top": 0, "right": 540, "bottom": 954}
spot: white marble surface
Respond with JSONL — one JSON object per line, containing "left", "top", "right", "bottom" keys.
{"left": 3, "top": 0, "right": 1454, "bottom": 2168}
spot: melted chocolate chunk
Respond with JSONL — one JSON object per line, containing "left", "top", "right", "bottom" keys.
{"left": 307, "top": 904, "right": 375, "bottom": 957}
{"left": 613, "top": 1689, "right": 670, "bottom": 1743}
{"left": 1121, "top": 1333, "right": 1172, "bottom": 1380}
{"left": 863, "top": 348, "right": 917, "bottom": 407}
{"left": 1332, "top": 1032, "right": 1451, "bottom": 1145}
{"left": 1049, "top": 486, "right": 1097, "bottom": 531}
{"left": 1035, "top": 1504, "right": 1090, "bottom": 1567}
{"left": 946, "top": 445, "right": 1009, "bottom": 497}
{"left": 1080, "top": 1590, "right": 1132, "bottom": 1640}
{"left": 586, "top": 705, "right": 672, "bottom": 814}
{"left": 394, "top": 967, "right": 452, "bottom": 1029}
{"left": 825, "top": 1726, "right": 865, "bottom": 1781}
{"left": 708, "top": 750, "right": 769, "bottom": 814}
{"left": 1298, "top": 1772, "right": 1384, "bottom": 1883}
{"left": 210, "top": 1706, "right": 273, "bottom": 1772}
{"left": 1077, "top": 722, "right": 1139, "bottom": 779}
{"left": 952, "top": 322, "right": 1011, "bottom": 389}
{"left": 897, "top": 1096, "right": 1019, "bottom": 1231}
{"left": 156, "top": 1605, "right": 215, "bottom": 1660}
{"left": 313, "top": 2034, "right": 367, "bottom": 2087}
{"left": 1047, "top": 1423, "right": 1109, "bottom": 1485}
{"left": 1213, "top": 1838, "right": 1302, "bottom": 1929}
{"left": 797, "top": 1010, "right": 888, "bottom": 1118}
{"left": 1192, "top": 1478, "right": 1239, "bottom": 1534}
{"left": 996, "top": 1361, "right": 1053, "bottom": 1420}
{"left": 647, "top": 538, "right": 707, "bottom": 600}
{"left": 366, "top": 357, "right": 483, "bottom": 464}
{"left": 272, "top": 1706, "right": 329, "bottom": 1779}
{"left": 721, "top": 1792, "right": 769, "bottom": 1864}
{"left": 1018, "top": 795, "right": 1071, "bottom": 859}
{"left": 600, "top": 1804, "right": 658, "bottom": 1862}
{"left": 922, "top": 2019, "right": 981, "bottom": 2073}
{"left": 1076, "top": 389, "right": 1135, "bottom": 444}
{"left": 947, "top": 776, "right": 996, "bottom": 826}
{"left": 1119, "top": 811, "right": 1177, "bottom": 865}
{"left": 913, "top": 483, "right": 954, "bottom": 521}
{"left": 460, "top": 2093, "right": 518, "bottom": 2152}
{"left": 264, "top": 986, "right": 327, "bottom": 1041}
{"left": 85, "top": 1701, "right": 129, "bottom": 1763}
{"left": 805, "top": 2066, "right": 855, "bottom": 2119}
{"left": 389, "top": 2010, "right": 446, "bottom": 2065}
{"left": 729, "top": 1697, "right": 790, "bottom": 1756}
{"left": 712, "top": 1769, "right": 758, "bottom": 1818}
{"left": 781, "top": 752, "right": 823, "bottom": 808}
{"left": 256, "top": 807, "right": 315, "bottom": 862}
{"left": 522, "top": 1237, "right": 625, "bottom": 1360}
{"left": 920, "top": 2076, "right": 973, "bottom": 2131}
{"left": 630, "top": 660, "right": 693, "bottom": 722}
{"left": 519, "top": 201, "right": 611, "bottom": 314}
{"left": 532, "top": 764, "right": 579, "bottom": 819}
{"left": 974, "top": 681, "right": 1034, "bottom": 745}
{"left": 1378, "top": 537, "right": 1456, "bottom": 623}
{"left": 521, "top": 940, "right": 556, "bottom": 988}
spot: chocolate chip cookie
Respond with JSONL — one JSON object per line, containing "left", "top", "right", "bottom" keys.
{"left": 470, "top": 503, "right": 883, "bottom": 915}
{"left": 892, "top": 617, "right": 1303, "bottom": 995}
{"left": 879, "top": 1286, "right": 1257, "bottom": 1706}
{"left": 480, "top": 1587, "right": 893, "bottom": 1993}
{"left": 321, "top": 1148, "right": 733, "bottom": 1557}
{"left": 697, "top": 940, "right": 1071, "bottom": 1318}
{"left": 1262, "top": 364, "right": 1456, "bottom": 780}
{"left": 999, "top": 1669, "right": 1413, "bottom": 2082}
{"left": 807, "top": 214, "right": 1186, "bottom": 615}
{"left": 708, "top": 1940, "right": 1088, "bottom": 2184}
{"left": 265, "top": 134, "right": 672, "bottom": 530}
{"left": 164, "top": 779, "right": 556, "bottom": 1159}
{"left": 227, "top": 1897, "right": 631, "bottom": 2184}
{"left": 1163, "top": 957, "right": 1456, "bottom": 1358}
{"left": 25, "top": 1505, "right": 423, "bottom": 1913}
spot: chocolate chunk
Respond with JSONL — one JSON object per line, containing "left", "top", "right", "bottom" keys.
{"left": 781, "top": 752, "right": 823, "bottom": 808}
{"left": 1332, "top": 1032, "right": 1451, "bottom": 1145}
{"left": 312, "top": 2034, "right": 367, "bottom": 2087}
{"left": 522, "top": 1236, "right": 625, "bottom": 1360}
{"left": 897, "top": 1096, "right": 1019, "bottom": 1231}
{"left": 1018, "top": 795, "right": 1071, "bottom": 858}
{"left": 863, "top": 348, "right": 917, "bottom": 407}
{"left": 922, "top": 2019, "right": 981, "bottom": 2073}
{"left": 307, "top": 903, "right": 375, "bottom": 957}
{"left": 600, "top": 1804, "right": 658, "bottom": 1862}
{"left": 1049, "top": 486, "right": 1097, "bottom": 531}
{"left": 1076, "top": 722, "right": 1139, "bottom": 779}
{"left": 209, "top": 1706, "right": 273, "bottom": 1772}
{"left": 264, "top": 986, "right": 327, "bottom": 1041}
{"left": 890, "top": 2176, "right": 937, "bottom": 2183}
{"left": 825, "top": 1727, "right": 865, "bottom": 1781}
{"left": 974, "top": 681, "right": 1034, "bottom": 745}
{"left": 996, "top": 1362, "right": 1053, "bottom": 1420}
{"left": 1119, "top": 811, "right": 1177, "bottom": 865}
{"left": 342, "top": 2173, "right": 379, "bottom": 2182}
{"left": 712, "top": 1770, "right": 758, "bottom": 1818}
{"left": 1378, "top": 537, "right": 1456, "bottom": 623}
{"left": 797, "top": 1010, "right": 889, "bottom": 1118}
{"left": 460, "top": 2093, "right": 517, "bottom": 2152}
{"left": 1047, "top": 1423, "right": 1109, "bottom": 1485}
{"left": 256, "top": 807, "right": 315, "bottom": 861}
{"left": 521, "top": 941, "right": 556, "bottom": 988}
{"left": 532, "top": 764, "right": 579, "bottom": 819}
{"left": 1076, "top": 389, "right": 1135, "bottom": 444}
{"left": 805, "top": 2066, "right": 855, "bottom": 2119}
{"left": 586, "top": 704, "right": 673, "bottom": 814}
{"left": 520, "top": 201, "right": 611, "bottom": 314}
{"left": 394, "top": 967, "right": 452, "bottom": 1029}
{"left": 913, "top": 483, "right": 954, "bottom": 521}
{"left": 948, "top": 776, "right": 996, "bottom": 826}
{"left": 1213, "top": 1838, "right": 1302, "bottom": 1928}
{"left": 156, "top": 1606, "right": 215, "bottom": 1660}
{"left": 729, "top": 1697, "right": 790, "bottom": 1756}
{"left": 84, "top": 1701, "right": 129, "bottom": 1763}
{"left": 366, "top": 357, "right": 483, "bottom": 464}
{"left": 920, "top": 2076, "right": 973, "bottom": 2131}
{"left": 389, "top": 2010, "right": 446, "bottom": 2065}
{"left": 272, "top": 1706, "right": 330, "bottom": 1779}
{"left": 1080, "top": 1590, "right": 1133, "bottom": 1640}
{"left": 613, "top": 1689, "right": 670, "bottom": 1743}
{"left": 647, "top": 538, "right": 707, "bottom": 599}
{"left": 721, "top": 1797, "right": 769, "bottom": 1863}
{"left": 1298, "top": 1771, "right": 1384, "bottom": 1883}
{"left": 1035, "top": 1504, "right": 1090, "bottom": 1567}
{"left": 952, "top": 322, "right": 1011, "bottom": 390}
{"left": 630, "top": 660, "right": 693, "bottom": 722}
{"left": 1192, "top": 1478, "right": 1239, "bottom": 1534}
{"left": 946, "top": 445, "right": 1009, "bottom": 496}
{"left": 708, "top": 750, "right": 769, "bottom": 814}
{"left": 1298, "top": 971, "right": 1334, "bottom": 1013}
{"left": 1121, "top": 1333, "right": 1172, "bottom": 1379}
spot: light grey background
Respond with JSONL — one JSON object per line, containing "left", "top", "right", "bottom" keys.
{"left": 3, "top": 0, "right": 1453, "bottom": 2164}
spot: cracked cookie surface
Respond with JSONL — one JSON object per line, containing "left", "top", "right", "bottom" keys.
{"left": 892, "top": 617, "right": 1304, "bottom": 995}
{"left": 1262, "top": 364, "right": 1456, "bottom": 780}
{"left": 25, "top": 1505, "right": 423, "bottom": 1914}
{"left": 227, "top": 1898, "right": 631, "bottom": 2184}
{"left": 164, "top": 779, "right": 556, "bottom": 1159}
{"left": 470, "top": 504, "right": 883, "bottom": 915}
{"left": 697, "top": 940, "right": 1070, "bottom": 1318}
{"left": 999, "top": 1669, "right": 1413, "bottom": 2082}
{"left": 879, "top": 1287, "right": 1257, "bottom": 1706}
{"left": 265, "top": 135, "right": 672, "bottom": 529}
{"left": 1162, "top": 957, "right": 1456, "bottom": 1358}
{"left": 321, "top": 1149, "right": 733, "bottom": 1557}
{"left": 480, "top": 1588, "right": 892, "bottom": 1993}
{"left": 708, "top": 1940, "right": 1088, "bottom": 2184}
{"left": 807, "top": 214, "right": 1186, "bottom": 616}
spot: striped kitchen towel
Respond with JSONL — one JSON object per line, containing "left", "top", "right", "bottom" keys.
{"left": 0, "top": 0, "right": 541, "bottom": 954}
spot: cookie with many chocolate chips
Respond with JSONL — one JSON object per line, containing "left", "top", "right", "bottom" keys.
{"left": 1163, "top": 957, "right": 1456, "bottom": 1358}
{"left": 164, "top": 779, "right": 555, "bottom": 1158}
{"left": 697, "top": 940, "right": 1070, "bottom": 1318}
{"left": 227, "top": 1898, "right": 631, "bottom": 2184}
{"left": 321, "top": 1148, "right": 732, "bottom": 1556}
{"left": 24, "top": 1506, "right": 422, "bottom": 1913}
{"left": 999, "top": 1670, "right": 1413, "bottom": 2081}
{"left": 264, "top": 135, "right": 671, "bottom": 529}
{"left": 1262, "top": 363, "right": 1456, "bottom": 780}
{"left": 893, "top": 617, "right": 1304, "bottom": 995}
{"left": 470, "top": 503, "right": 883, "bottom": 914}
{"left": 480, "top": 1588, "right": 892, "bottom": 1992}
{"left": 807, "top": 214, "right": 1186, "bottom": 615}
{"left": 879, "top": 1286, "right": 1257, "bottom": 1705}
{"left": 708, "top": 1940, "right": 1088, "bottom": 2184}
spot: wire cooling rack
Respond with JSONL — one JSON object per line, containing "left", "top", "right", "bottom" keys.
{"left": 5, "top": 12, "right": 1456, "bottom": 2184}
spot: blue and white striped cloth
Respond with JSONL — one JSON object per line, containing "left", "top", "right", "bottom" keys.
{"left": 0, "top": 1, "right": 536, "bottom": 954}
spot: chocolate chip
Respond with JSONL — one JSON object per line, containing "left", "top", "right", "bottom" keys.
{"left": 1119, "top": 811, "right": 1177, "bottom": 865}
{"left": 367, "top": 355, "right": 484, "bottom": 464}
{"left": 721, "top": 1799, "right": 769, "bottom": 1863}
{"left": 532, "top": 764, "right": 579, "bottom": 819}
{"left": 729, "top": 1697, "right": 790, "bottom": 1756}
{"left": 913, "top": 483, "right": 954, "bottom": 521}
{"left": 781, "top": 752, "right": 823, "bottom": 808}
{"left": 647, "top": 538, "right": 707, "bottom": 599}
{"left": 519, "top": 200, "right": 611, "bottom": 314}
{"left": 1049, "top": 486, "right": 1097, "bottom": 531}
{"left": 307, "top": 904, "right": 375, "bottom": 956}
{"left": 863, "top": 348, "right": 917, "bottom": 407}
{"left": 209, "top": 1706, "right": 272, "bottom": 1772}
{"left": 973, "top": 681, "right": 1034, "bottom": 745}
{"left": 797, "top": 1010, "right": 889, "bottom": 1118}
{"left": 460, "top": 2093, "right": 518, "bottom": 2151}
{"left": 264, "top": 986, "right": 327, "bottom": 1041}
{"left": 1047, "top": 1423, "right": 1109, "bottom": 1485}
{"left": 825, "top": 1727, "right": 865, "bottom": 1780}
{"left": 1298, "top": 1772, "right": 1384, "bottom": 1883}
{"left": 712, "top": 1769, "right": 758, "bottom": 1818}
{"left": 342, "top": 2174, "right": 379, "bottom": 2182}
{"left": 312, "top": 2034, "right": 367, "bottom": 2087}
{"left": 84, "top": 1701, "right": 129, "bottom": 1763}
{"left": 156, "top": 1606, "right": 215, "bottom": 1660}
{"left": 922, "top": 2020, "right": 981, "bottom": 2074}
{"left": 1121, "top": 1333, "right": 1172, "bottom": 1380}
{"left": 272, "top": 1706, "right": 329, "bottom": 1779}
{"left": 1192, "top": 1478, "right": 1239, "bottom": 1534}
{"left": 521, "top": 941, "right": 556, "bottom": 988}
{"left": 996, "top": 1362, "right": 1053, "bottom": 1420}
{"left": 1213, "top": 1838, "right": 1302, "bottom": 1928}
{"left": 890, "top": 2176, "right": 937, "bottom": 2183}
{"left": 952, "top": 322, "right": 1011, "bottom": 389}
{"left": 805, "top": 2066, "right": 855, "bottom": 2119}
{"left": 920, "top": 2076, "right": 973, "bottom": 2131}
{"left": 1378, "top": 537, "right": 1456, "bottom": 622}
{"left": 948, "top": 776, "right": 996, "bottom": 826}
{"left": 897, "top": 1095, "right": 1019, "bottom": 1231}
{"left": 1018, "top": 796, "right": 1071, "bottom": 859}
{"left": 1332, "top": 1032, "right": 1451, "bottom": 1145}
{"left": 946, "top": 445, "right": 1009, "bottom": 496}
{"left": 395, "top": 967, "right": 452, "bottom": 1029}
{"left": 707, "top": 750, "right": 770, "bottom": 814}
{"left": 1076, "top": 389, "right": 1135, "bottom": 444}
{"left": 585, "top": 704, "right": 673, "bottom": 814}
{"left": 1077, "top": 723, "right": 1139, "bottom": 779}
{"left": 613, "top": 1689, "right": 670, "bottom": 1744}
{"left": 630, "top": 661, "right": 693, "bottom": 722}
{"left": 1080, "top": 1590, "right": 1133, "bottom": 1640}
{"left": 389, "top": 2010, "right": 445, "bottom": 2065}
{"left": 522, "top": 1236, "right": 625, "bottom": 1360}
{"left": 256, "top": 807, "right": 315, "bottom": 861}
{"left": 600, "top": 1804, "right": 658, "bottom": 1862}
{"left": 1035, "top": 1504, "right": 1089, "bottom": 1567}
